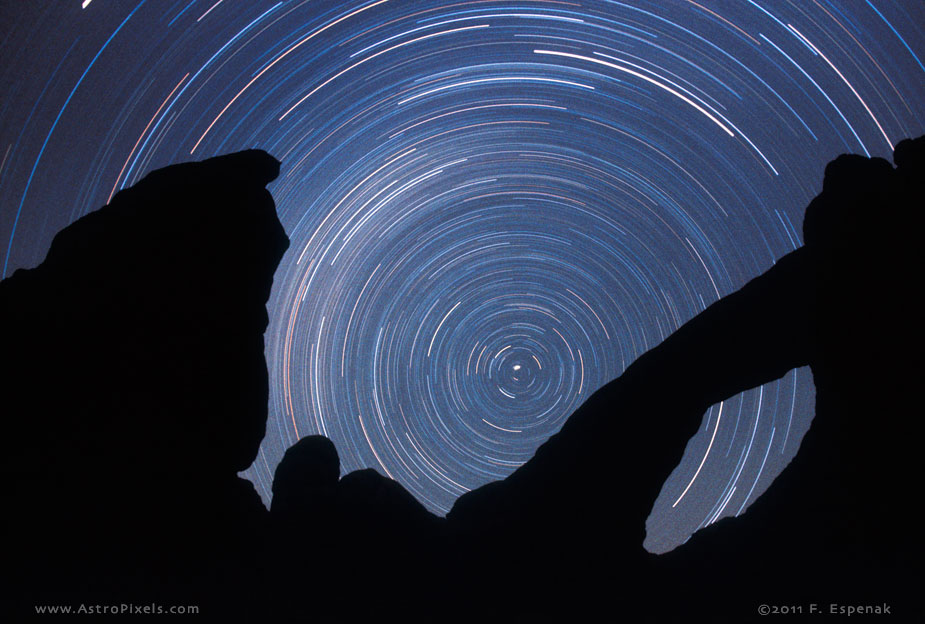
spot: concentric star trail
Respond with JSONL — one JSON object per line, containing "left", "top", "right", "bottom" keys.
{"left": 1, "top": 1, "right": 921, "bottom": 552}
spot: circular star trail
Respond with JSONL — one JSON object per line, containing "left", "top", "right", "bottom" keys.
{"left": 1, "top": 1, "right": 922, "bottom": 552}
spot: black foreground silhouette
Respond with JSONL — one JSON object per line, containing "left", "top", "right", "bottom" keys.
{"left": 2, "top": 139, "right": 922, "bottom": 621}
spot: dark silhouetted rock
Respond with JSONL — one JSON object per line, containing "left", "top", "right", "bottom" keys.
{"left": 271, "top": 435, "right": 340, "bottom": 515}
{"left": 4, "top": 136, "right": 922, "bottom": 622}
{"left": 444, "top": 136, "right": 924, "bottom": 620}
{"left": 2, "top": 150, "right": 288, "bottom": 619}
{"left": 269, "top": 438, "right": 447, "bottom": 618}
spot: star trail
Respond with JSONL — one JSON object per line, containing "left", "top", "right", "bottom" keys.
{"left": 1, "top": 1, "right": 922, "bottom": 553}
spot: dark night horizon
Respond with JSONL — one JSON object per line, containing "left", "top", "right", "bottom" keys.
{"left": 1, "top": 1, "right": 922, "bottom": 553}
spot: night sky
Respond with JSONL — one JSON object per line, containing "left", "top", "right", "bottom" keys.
{"left": 2, "top": 1, "right": 922, "bottom": 553}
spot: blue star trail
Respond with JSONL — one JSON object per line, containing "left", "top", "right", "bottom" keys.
{"left": 1, "top": 1, "right": 922, "bottom": 553}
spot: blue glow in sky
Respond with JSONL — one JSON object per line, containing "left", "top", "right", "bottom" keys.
{"left": 1, "top": 0, "right": 922, "bottom": 552}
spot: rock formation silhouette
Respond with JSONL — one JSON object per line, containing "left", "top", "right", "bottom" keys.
{"left": 443, "top": 136, "right": 924, "bottom": 619}
{"left": 2, "top": 150, "right": 288, "bottom": 619}
{"left": 2, "top": 138, "right": 922, "bottom": 621}
{"left": 270, "top": 436, "right": 447, "bottom": 618}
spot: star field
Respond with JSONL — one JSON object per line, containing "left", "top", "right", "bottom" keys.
{"left": 1, "top": 1, "right": 922, "bottom": 552}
